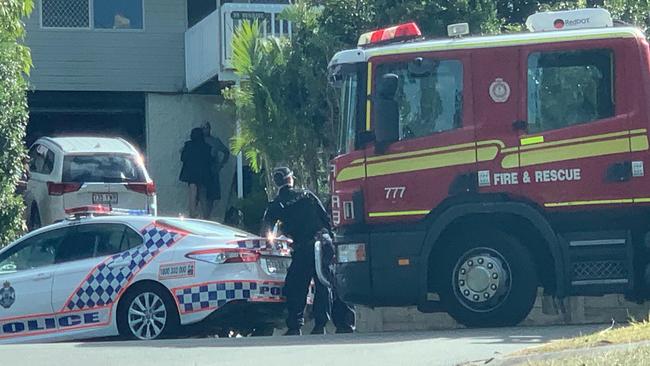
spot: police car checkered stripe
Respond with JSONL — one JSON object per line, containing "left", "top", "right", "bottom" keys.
{"left": 62, "top": 226, "right": 184, "bottom": 312}
{"left": 174, "top": 281, "right": 284, "bottom": 314}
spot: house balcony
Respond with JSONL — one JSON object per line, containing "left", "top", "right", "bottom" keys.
{"left": 185, "top": 3, "right": 291, "bottom": 91}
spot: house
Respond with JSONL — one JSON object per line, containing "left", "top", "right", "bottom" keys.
{"left": 23, "top": 0, "right": 289, "bottom": 219}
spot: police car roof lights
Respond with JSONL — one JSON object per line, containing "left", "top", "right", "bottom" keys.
{"left": 64, "top": 205, "right": 149, "bottom": 219}
{"left": 357, "top": 22, "right": 422, "bottom": 47}
{"left": 526, "top": 8, "right": 613, "bottom": 32}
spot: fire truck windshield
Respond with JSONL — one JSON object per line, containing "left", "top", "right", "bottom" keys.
{"left": 330, "top": 65, "right": 360, "bottom": 155}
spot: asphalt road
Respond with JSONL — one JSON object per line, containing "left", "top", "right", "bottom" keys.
{"left": 1, "top": 324, "right": 606, "bottom": 366}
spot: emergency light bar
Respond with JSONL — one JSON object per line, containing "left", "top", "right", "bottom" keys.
{"left": 357, "top": 22, "right": 422, "bottom": 47}
{"left": 526, "top": 8, "right": 613, "bottom": 32}
{"left": 64, "top": 205, "right": 149, "bottom": 219}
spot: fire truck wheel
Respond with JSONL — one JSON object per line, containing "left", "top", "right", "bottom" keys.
{"left": 437, "top": 229, "right": 537, "bottom": 327}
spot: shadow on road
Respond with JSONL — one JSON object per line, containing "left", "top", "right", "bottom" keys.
{"left": 72, "top": 324, "right": 608, "bottom": 349}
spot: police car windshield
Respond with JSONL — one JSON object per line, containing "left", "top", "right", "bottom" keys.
{"left": 158, "top": 218, "right": 252, "bottom": 238}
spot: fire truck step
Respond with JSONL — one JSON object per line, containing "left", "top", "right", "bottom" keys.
{"left": 560, "top": 231, "right": 633, "bottom": 296}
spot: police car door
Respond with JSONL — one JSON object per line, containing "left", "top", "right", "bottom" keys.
{"left": 0, "top": 227, "right": 69, "bottom": 339}
{"left": 51, "top": 223, "right": 142, "bottom": 334}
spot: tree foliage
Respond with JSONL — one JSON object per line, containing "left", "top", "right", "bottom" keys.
{"left": 0, "top": 0, "right": 32, "bottom": 245}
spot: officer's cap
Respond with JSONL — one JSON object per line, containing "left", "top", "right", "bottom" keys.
{"left": 272, "top": 167, "right": 293, "bottom": 187}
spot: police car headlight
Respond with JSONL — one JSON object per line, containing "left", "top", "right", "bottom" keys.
{"left": 337, "top": 243, "right": 366, "bottom": 263}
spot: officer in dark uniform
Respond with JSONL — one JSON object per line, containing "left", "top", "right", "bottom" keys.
{"left": 262, "top": 167, "right": 354, "bottom": 335}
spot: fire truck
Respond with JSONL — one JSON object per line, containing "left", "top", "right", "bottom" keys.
{"left": 327, "top": 8, "right": 650, "bottom": 327}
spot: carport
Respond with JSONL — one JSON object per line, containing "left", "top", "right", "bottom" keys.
{"left": 27, "top": 91, "right": 146, "bottom": 152}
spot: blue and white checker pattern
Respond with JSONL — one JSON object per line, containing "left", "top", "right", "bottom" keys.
{"left": 175, "top": 281, "right": 284, "bottom": 313}
{"left": 64, "top": 226, "right": 183, "bottom": 311}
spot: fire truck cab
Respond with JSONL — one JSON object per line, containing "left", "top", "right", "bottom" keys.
{"left": 328, "top": 9, "right": 650, "bottom": 327}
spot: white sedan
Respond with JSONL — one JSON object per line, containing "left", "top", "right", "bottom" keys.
{"left": 0, "top": 206, "right": 291, "bottom": 343}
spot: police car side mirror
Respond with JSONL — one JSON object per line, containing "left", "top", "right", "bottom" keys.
{"left": 374, "top": 74, "right": 400, "bottom": 154}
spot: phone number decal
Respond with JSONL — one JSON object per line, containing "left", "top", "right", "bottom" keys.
{"left": 159, "top": 262, "right": 196, "bottom": 280}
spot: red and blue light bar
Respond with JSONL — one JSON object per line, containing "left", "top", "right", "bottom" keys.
{"left": 64, "top": 205, "right": 149, "bottom": 218}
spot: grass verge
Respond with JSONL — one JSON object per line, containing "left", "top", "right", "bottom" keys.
{"left": 525, "top": 344, "right": 650, "bottom": 366}
{"left": 516, "top": 320, "right": 650, "bottom": 355}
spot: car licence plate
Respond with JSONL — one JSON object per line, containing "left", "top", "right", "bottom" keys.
{"left": 263, "top": 257, "right": 291, "bottom": 274}
{"left": 92, "top": 193, "right": 118, "bottom": 204}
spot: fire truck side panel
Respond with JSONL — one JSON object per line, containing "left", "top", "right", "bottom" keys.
{"left": 472, "top": 47, "right": 523, "bottom": 199}
{"left": 516, "top": 38, "right": 647, "bottom": 210}
{"left": 620, "top": 37, "right": 650, "bottom": 203}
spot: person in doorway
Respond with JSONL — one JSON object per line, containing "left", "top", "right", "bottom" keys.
{"left": 179, "top": 128, "right": 213, "bottom": 218}
{"left": 201, "top": 122, "right": 231, "bottom": 219}
{"left": 262, "top": 167, "right": 355, "bottom": 335}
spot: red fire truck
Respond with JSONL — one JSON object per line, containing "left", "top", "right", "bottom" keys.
{"left": 328, "top": 8, "right": 650, "bottom": 327}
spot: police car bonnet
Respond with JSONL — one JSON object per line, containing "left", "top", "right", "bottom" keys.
{"left": 526, "top": 8, "right": 613, "bottom": 32}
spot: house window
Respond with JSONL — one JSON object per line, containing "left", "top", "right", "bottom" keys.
{"left": 527, "top": 49, "right": 615, "bottom": 133}
{"left": 40, "top": 0, "right": 144, "bottom": 30}
{"left": 93, "top": 0, "right": 144, "bottom": 30}
{"left": 41, "top": 0, "right": 90, "bottom": 28}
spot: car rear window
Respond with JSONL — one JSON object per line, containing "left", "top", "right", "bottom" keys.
{"left": 62, "top": 154, "right": 145, "bottom": 183}
{"left": 158, "top": 219, "right": 252, "bottom": 238}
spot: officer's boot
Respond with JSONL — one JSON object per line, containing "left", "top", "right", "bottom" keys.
{"left": 310, "top": 324, "right": 326, "bottom": 335}
{"left": 284, "top": 328, "right": 302, "bottom": 336}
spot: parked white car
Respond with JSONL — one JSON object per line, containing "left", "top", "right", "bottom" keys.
{"left": 0, "top": 207, "right": 290, "bottom": 343}
{"left": 25, "top": 137, "right": 157, "bottom": 230}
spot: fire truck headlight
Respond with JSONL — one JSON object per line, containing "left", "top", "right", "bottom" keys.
{"left": 337, "top": 243, "right": 366, "bottom": 263}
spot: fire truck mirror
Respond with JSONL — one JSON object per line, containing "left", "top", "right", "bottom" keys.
{"left": 356, "top": 130, "right": 376, "bottom": 148}
{"left": 374, "top": 74, "right": 400, "bottom": 153}
{"left": 408, "top": 57, "right": 436, "bottom": 77}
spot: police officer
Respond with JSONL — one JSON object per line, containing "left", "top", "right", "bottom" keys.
{"left": 262, "top": 167, "right": 354, "bottom": 335}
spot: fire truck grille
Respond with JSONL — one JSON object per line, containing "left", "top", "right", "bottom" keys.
{"left": 572, "top": 260, "right": 627, "bottom": 280}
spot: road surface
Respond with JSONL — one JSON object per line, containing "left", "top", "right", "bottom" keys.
{"left": 1, "top": 324, "right": 606, "bottom": 366}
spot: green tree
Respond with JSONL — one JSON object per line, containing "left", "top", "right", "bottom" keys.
{"left": 370, "top": 0, "right": 502, "bottom": 35}
{"left": 225, "top": 14, "right": 331, "bottom": 197}
{"left": 0, "top": 0, "right": 32, "bottom": 246}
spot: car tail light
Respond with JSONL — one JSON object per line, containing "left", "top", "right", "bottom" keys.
{"left": 125, "top": 181, "right": 156, "bottom": 196}
{"left": 47, "top": 182, "right": 82, "bottom": 196}
{"left": 185, "top": 248, "right": 260, "bottom": 265}
{"left": 337, "top": 243, "right": 366, "bottom": 263}
{"left": 357, "top": 22, "right": 422, "bottom": 46}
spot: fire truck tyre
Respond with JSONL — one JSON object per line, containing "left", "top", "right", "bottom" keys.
{"left": 117, "top": 285, "right": 179, "bottom": 340}
{"left": 438, "top": 230, "right": 537, "bottom": 327}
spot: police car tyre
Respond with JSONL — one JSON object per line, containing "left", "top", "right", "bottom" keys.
{"left": 117, "top": 284, "right": 179, "bottom": 340}
{"left": 437, "top": 229, "right": 537, "bottom": 327}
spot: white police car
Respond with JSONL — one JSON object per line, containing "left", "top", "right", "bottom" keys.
{"left": 0, "top": 206, "right": 291, "bottom": 343}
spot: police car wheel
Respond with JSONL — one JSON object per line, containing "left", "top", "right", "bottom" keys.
{"left": 438, "top": 229, "right": 537, "bottom": 327}
{"left": 117, "top": 285, "right": 178, "bottom": 340}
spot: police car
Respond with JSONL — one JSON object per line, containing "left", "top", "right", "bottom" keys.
{"left": 0, "top": 206, "right": 291, "bottom": 343}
